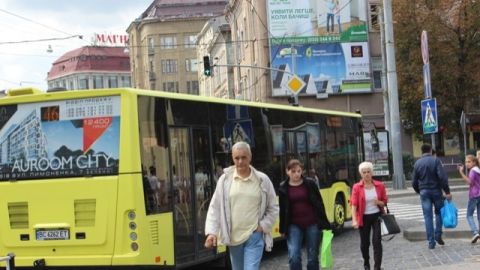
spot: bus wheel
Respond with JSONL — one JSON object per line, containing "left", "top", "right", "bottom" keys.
{"left": 332, "top": 195, "right": 345, "bottom": 234}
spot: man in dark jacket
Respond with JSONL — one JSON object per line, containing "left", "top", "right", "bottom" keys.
{"left": 412, "top": 143, "right": 452, "bottom": 249}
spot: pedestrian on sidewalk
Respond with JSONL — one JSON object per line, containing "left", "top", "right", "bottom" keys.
{"left": 204, "top": 142, "right": 279, "bottom": 270}
{"left": 350, "top": 161, "right": 388, "bottom": 270}
{"left": 278, "top": 159, "right": 331, "bottom": 270}
{"left": 412, "top": 143, "right": 452, "bottom": 249}
{"left": 457, "top": 154, "right": 480, "bottom": 244}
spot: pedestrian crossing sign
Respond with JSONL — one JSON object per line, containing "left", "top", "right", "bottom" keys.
{"left": 223, "top": 119, "right": 254, "bottom": 147}
{"left": 421, "top": 98, "right": 438, "bottom": 134}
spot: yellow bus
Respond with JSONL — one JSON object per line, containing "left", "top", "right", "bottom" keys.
{"left": 0, "top": 87, "right": 363, "bottom": 268}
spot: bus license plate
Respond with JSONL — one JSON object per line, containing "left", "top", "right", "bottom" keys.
{"left": 36, "top": 229, "right": 70, "bottom": 240}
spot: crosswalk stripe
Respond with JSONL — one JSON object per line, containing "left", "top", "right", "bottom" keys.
{"left": 386, "top": 202, "right": 467, "bottom": 222}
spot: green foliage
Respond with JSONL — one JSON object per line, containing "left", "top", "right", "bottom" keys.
{"left": 393, "top": 1, "right": 480, "bottom": 137}
{"left": 402, "top": 152, "right": 415, "bottom": 180}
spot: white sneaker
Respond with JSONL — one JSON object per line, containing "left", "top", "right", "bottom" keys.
{"left": 471, "top": 233, "right": 480, "bottom": 244}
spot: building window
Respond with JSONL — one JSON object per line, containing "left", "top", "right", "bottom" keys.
{"left": 251, "top": 6, "right": 256, "bottom": 40}
{"left": 68, "top": 80, "right": 74, "bottom": 90}
{"left": 148, "top": 37, "right": 155, "bottom": 55}
{"left": 121, "top": 76, "right": 131, "bottom": 87}
{"left": 79, "top": 76, "right": 89, "bottom": 89}
{"left": 160, "top": 36, "right": 177, "bottom": 49}
{"left": 373, "top": 70, "right": 382, "bottom": 89}
{"left": 108, "top": 76, "right": 118, "bottom": 88}
{"left": 93, "top": 76, "right": 103, "bottom": 89}
{"left": 187, "top": 81, "right": 199, "bottom": 95}
{"left": 214, "top": 66, "right": 222, "bottom": 87}
{"left": 163, "top": 82, "right": 179, "bottom": 93}
{"left": 243, "top": 17, "right": 248, "bottom": 48}
{"left": 242, "top": 76, "right": 249, "bottom": 100}
{"left": 371, "top": 57, "right": 383, "bottom": 90}
{"left": 184, "top": 34, "right": 197, "bottom": 48}
{"left": 236, "top": 22, "right": 243, "bottom": 61}
{"left": 369, "top": 4, "right": 381, "bottom": 32}
{"left": 185, "top": 58, "right": 197, "bottom": 72}
{"left": 161, "top": 59, "right": 178, "bottom": 74}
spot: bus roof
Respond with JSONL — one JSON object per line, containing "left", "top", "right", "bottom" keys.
{"left": 2, "top": 87, "right": 361, "bottom": 118}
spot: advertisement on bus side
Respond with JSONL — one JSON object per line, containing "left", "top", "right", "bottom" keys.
{"left": 0, "top": 96, "right": 120, "bottom": 180}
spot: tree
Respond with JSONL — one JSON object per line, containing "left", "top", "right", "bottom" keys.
{"left": 393, "top": 0, "right": 480, "bottom": 144}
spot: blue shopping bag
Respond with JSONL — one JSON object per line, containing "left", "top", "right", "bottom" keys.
{"left": 441, "top": 199, "right": 458, "bottom": 228}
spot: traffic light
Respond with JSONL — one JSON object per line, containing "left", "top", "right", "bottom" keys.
{"left": 287, "top": 95, "right": 299, "bottom": 106}
{"left": 203, "top": 56, "right": 211, "bottom": 76}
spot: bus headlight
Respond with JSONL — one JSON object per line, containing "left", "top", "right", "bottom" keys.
{"left": 129, "top": 222, "right": 137, "bottom": 230}
{"left": 128, "top": 211, "right": 136, "bottom": 220}
{"left": 131, "top": 242, "right": 139, "bottom": 251}
{"left": 130, "top": 232, "right": 138, "bottom": 241}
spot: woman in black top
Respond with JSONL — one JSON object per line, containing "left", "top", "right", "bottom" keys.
{"left": 278, "top": 159, "right": 331, "bottom": 270}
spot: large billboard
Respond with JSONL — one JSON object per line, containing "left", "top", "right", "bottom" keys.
{"left": 267, "top": 0, "right": 371, "bottom": 98}
{"left": 0, "top": 96, "right": 120, "bottom": 180}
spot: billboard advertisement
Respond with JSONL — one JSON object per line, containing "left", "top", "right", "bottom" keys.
{"left": 267, "top": 0, "right": 371, "bottom": 98}
{"left": 0, "top": 96, "right": 120, "bottom": 180}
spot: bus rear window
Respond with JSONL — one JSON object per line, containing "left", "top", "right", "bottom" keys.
{"left": 0, "top": 96, "right": 120, "bottom": 180}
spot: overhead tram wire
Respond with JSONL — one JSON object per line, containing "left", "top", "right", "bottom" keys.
{"left": 0, "top": 8, "right": 72, "bottom": 36}
{"left": 0, "top": 35, "right": 84, "bottom": 45}
{"left": 0, "top": 8, "right": 88, "bottom": 45}
{"left": 0, "top": 51, "right": 59, "bottom": 58}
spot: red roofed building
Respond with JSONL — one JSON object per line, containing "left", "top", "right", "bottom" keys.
{"left": 47, "top": 46, "right": 131, "bottom": 90}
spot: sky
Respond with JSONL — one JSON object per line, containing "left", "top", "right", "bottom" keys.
{"left": 0, "top": 0, "right": 153, "bottom": 91}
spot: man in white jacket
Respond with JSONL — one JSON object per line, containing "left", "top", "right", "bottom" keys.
{"left": 204, "top": 141, "right": 279, "bottom": 270}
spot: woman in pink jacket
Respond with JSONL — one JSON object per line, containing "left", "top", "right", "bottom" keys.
{"left": 350, "top": 161, "right": 388, "bottom": 270}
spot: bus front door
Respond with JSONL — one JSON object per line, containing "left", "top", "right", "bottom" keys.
{"left": 169, "top": 127, "right": 213, "bottom": 265}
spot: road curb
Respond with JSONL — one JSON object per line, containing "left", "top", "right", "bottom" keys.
{"left": 388, "top": 185, "right": 469, "bottom": 199}
{"left": 403, "top": 227, "right": 472, "bottom": 242}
